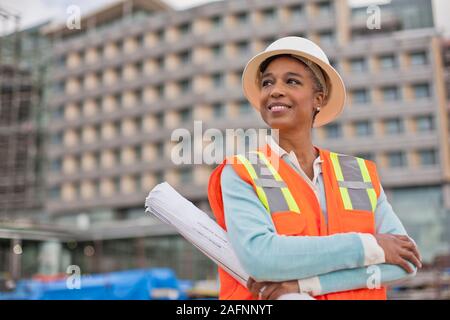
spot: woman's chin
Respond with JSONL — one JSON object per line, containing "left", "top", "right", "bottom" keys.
{"left": 267, "top": 119, "right": 293, "bottom": 130}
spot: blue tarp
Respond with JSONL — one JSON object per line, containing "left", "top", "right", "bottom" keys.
{"left": 0, "top": 268, "right": 188, "bottom": 300}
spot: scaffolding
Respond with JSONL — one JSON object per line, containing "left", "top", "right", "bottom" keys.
{"left": 0, "top": 7, "right": 45, "bottom": 219}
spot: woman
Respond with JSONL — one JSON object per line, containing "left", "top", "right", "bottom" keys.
{"left": 207, "top": 37, "right": 422, "bottom": 300}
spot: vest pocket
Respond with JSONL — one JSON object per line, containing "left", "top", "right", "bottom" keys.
{"left": 271, "top": 211, "right": 307, "bottom": 236}
{"left": 339, "top": 210, "right": 375, "bottom": 234}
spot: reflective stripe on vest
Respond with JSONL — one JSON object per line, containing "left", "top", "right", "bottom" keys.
{"left": 235, "top": 152, "right": 300, "bottom": 214}
{"left": 329, "top": 152, "right": 377, "bottom": 212}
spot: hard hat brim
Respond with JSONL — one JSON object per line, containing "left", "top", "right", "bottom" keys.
{"left": 242, "top": 48, "right": 346, "bottom": 128}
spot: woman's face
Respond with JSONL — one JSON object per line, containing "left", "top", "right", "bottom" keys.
{"left": 258, "top": 56, "right": 323, "bottom": 132}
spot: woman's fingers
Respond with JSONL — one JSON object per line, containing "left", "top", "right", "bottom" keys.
{"left": 248, "top": 280, "right": 270, "bottom": 298}
{"left": 397, "top": 237, "right": 422, "bottom": 267}
{"left": 400, "top": 249, "right": 421, "bottom": 270}
{"left": 400, "top": 240, "right": 422, "bottom": 267}
{"left": 247, "top": 278, "right": 256, "bottom": 292}
{"left": 260, "top": 283, "right": 280, "bottom": 300}
{"left": 396, "top": 256, "right": 414, "bottom": 273}
{"left": 266, "top": 287, "right": 285, "bottom": 300}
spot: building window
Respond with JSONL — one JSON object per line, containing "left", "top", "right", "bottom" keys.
{"left": 263, "top": 36, "right": 276, "bottom": 47}
{"left": 51, "top": 158, "right": 62, "bottom": 172}
{"left": 319, "top": 31, "right": 335, "bottom": 45}
{"left": 378, "top": 54, "right": 397, "bottom": 70}
{"left": 156, "top": 56, "right": 164, "bottom": 69}
{"left": 156, "top": 142, "right": 164, "bottom": 156}
{"left": 415, "top": 116, "right": 434, "bottom": 132}
{"left": 418, "top": 149, "right": 437, "bottom": 166}
{"left": 178, "top": 22, "right": 191, "bottom": 36}
{"left": 354, "top": 120, "right": 372, "bottom": 136}
{"left": 236, "top": 12, "right": 248, "bottom": 25}
{"left": 52, "top": 132, "right": 63, "bottom": 145}
{"left": 135, "top": 175, "right": 142, "bottom": 191}
{"left": 136, "top": 34, "right": 144, "bottom": 47}
{"left": 349, "top": 57, "right": 367, "bottom": 73}
{"left": 213, "top": 103, "right": 225, "bottom": 118}
{"left": 179, "top": 79, "right": 191, "bottom": 94}
{"left": 387, "top": 151, "right": 407, "bottom": 168}
{"left": 156, "top": 84, "right": 164, "bottom": 98}
{"left": 116, "top": 40, "right": 123, "bottom": 53}
{"left": 49, "top": 186, "right": 60, "bottom": 200}
{"left": 289, "top": 5, "right": 304, "bottom": 20}
{"left": 96, "top": 180, "right": 103, "bottom": 196}
{"left": 239, "top": 100, "right": 252, "bottom": 115}
{"left": 155, "top": 171, "right": 164, "bottom": 183}
{"left": 134, "top": 62, "right": 143, "bottom": 77}
{"left": 317, "top": 1, "right": 333, "bottom": 16}
{"left": 382, "top": 86, "right": 401, "bottom": 101}
{"left": 135, "top": 145, "right": 142, "bottom": 161}
{"left": 53, "top": 81, "right": 65, "bottom": 93}
{"left": 94, "top": 152, "right": 101, "bottom": 167}
{"left": 75, "top": 155, "right": 81, "bottom": 169}
{"left": 114, "top": 121, "right": 121, "bottom": 136}
{"left": 52, "top": 106, "right": 64, "bottom": 120}
{"left": 355, "top": 152, "right": 374, "bottom": 161}
{"left": 212, "top": 73, "right": 223, "bottom": 88}
{"left": 155, "top": 112, "right": 164, "bottom": 127}
{"left": 262, "top": 8, "right": 277, "bottom": 21}
{"left": 179, "top": 168, "right": 193, "bottom": 184}
{"left": 324, "top": 123, "right": 342, "bottom": 139}
{"left": 114, "top": 177, "right": 121, "bottom": 193}
{"left": 55, "top": 55, "right": 66, "bottom": 68}
{"left": 156, "top": 29, "right": 164, "bottom": 42}
{"left": 179, "top": 50, "right": 191, "bottom": 64}
{"left": 384, "top": 118, "right": 404, "bottom": 135}
{"left": 211, "top": 15, "right": 222, "bottom": 29}
{"left": 236, "top": 41, "right": 249, "bottom": 55}
{"left": 412, "top": 83, "right": 430, "bottom": 99}
{"left": 113, "top": 93, "right": 121, "bottom": 108}
{"left": 410, "top": 51, "right": 427, "bottom": 66}
{"left": 352, "top": 88, "right": 370, "bottom": 104}
{"left": 211, "top": 44, "right": 223, "bottom": 58}
{"left": 114, "top": 149, "right": 121, "bottom": 164}
{"left": 179, "top": 108, "right": 192, "bottom": 122}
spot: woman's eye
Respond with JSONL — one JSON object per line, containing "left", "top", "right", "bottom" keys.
{"left": 287, "top": 78, "right": 300, "bottom": 85}
{"left": 261, "top": 80, "right": 272, "bottom": 87}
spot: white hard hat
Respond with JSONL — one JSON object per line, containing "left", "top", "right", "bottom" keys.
{"left": 241, "top": 36, "right": 346, "bottom": 128}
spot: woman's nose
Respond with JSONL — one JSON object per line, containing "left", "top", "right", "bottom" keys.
{"left": 270, "top": 82, "right": 285, "bottom": 98}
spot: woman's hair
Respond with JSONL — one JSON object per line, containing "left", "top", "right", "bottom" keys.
{"left": 258, "top": 54, "right": 327, "bottom": 123}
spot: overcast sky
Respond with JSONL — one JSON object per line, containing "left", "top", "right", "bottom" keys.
{"left": 0, "top": 0, "right": 449, "bottom": 36}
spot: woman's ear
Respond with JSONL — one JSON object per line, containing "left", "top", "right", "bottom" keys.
{"left": 313, "top": 91, "right": 325, "bottom": 110}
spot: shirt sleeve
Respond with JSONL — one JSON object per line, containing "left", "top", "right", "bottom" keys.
{"left": 221, "top": 164, "right": 382, "bottom": 282}
{"left": 298, "top": 185, "right": 418, "bottom": 296}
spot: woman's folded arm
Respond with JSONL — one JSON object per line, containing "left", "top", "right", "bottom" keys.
{"left": 297, "top": 185, "right": 418, "bottom": 295}
{"left": 221, "top": 164, "right": 385, "bottom": 282}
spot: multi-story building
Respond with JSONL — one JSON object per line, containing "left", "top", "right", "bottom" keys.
{"left": 0, "top": 15, "right": 48, "bottom": 219}
{"left": 37, "top": 0, "right": 449, "bottom": 280}
{"left": 0, "top": 12, "right": 50, "bottom": 282}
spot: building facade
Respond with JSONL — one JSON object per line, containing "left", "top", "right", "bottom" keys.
{"left": 39, "top": 0, "right": 449, "bottom": 279}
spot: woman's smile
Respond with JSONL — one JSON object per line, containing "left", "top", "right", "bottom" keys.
{"left": 267, "top": 102, "right": 292, "bottom": 114}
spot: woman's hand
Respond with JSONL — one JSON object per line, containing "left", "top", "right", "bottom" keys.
{"left": 374, "top": 234, "right": 422, "bottom": 273}
{"left": 247, "top": 277, "right": 300, "bottom": 300}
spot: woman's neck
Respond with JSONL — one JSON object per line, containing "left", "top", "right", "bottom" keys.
{"left": 277, "top": 130, "right": 318, "bottom": 165}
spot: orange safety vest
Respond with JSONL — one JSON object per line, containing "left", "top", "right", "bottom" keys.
{"left": 208, "top": 143, "right": 387, "bottom": 300}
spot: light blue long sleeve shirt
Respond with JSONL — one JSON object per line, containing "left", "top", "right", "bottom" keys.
{"left": 220, "top": 154, "right": 417, "bottom": 296}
